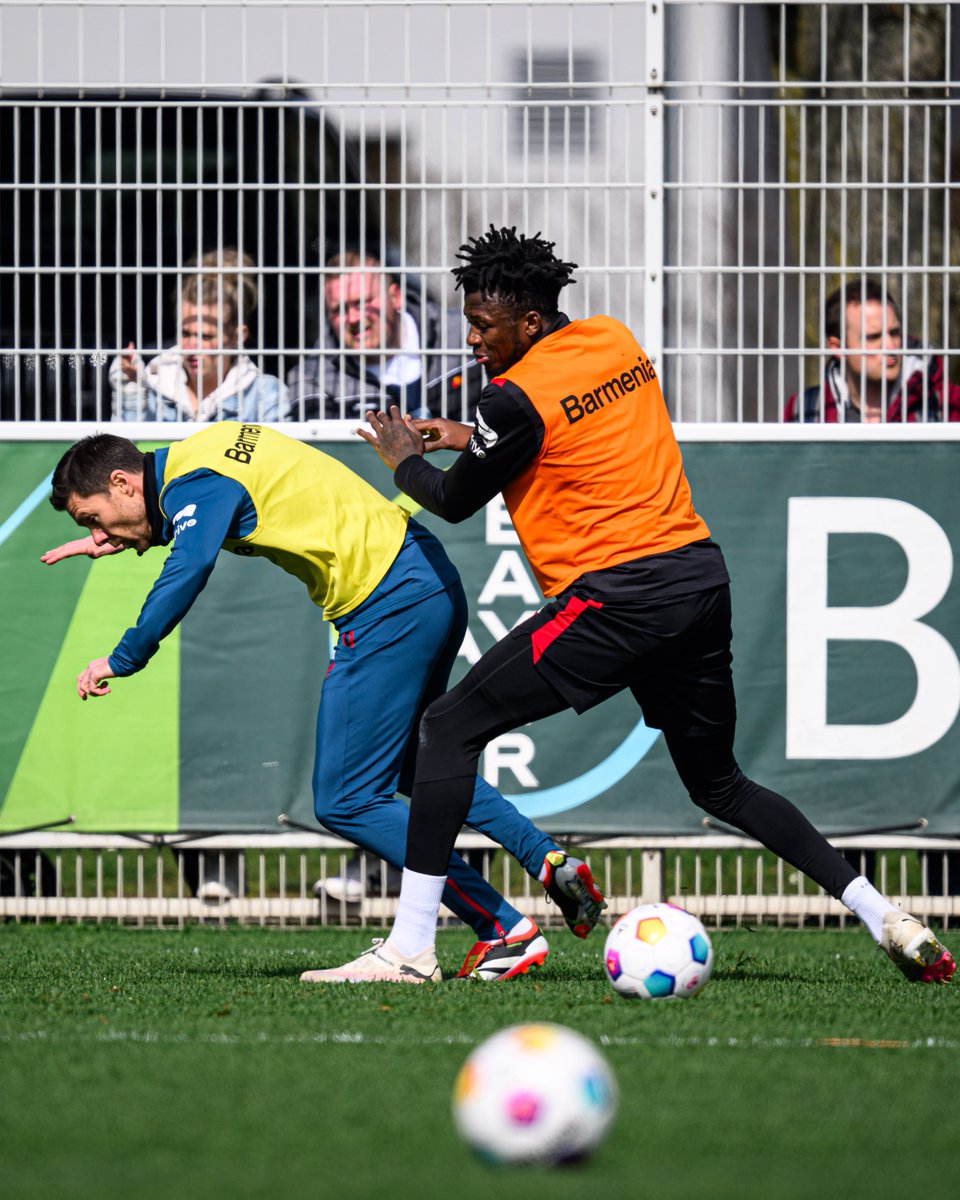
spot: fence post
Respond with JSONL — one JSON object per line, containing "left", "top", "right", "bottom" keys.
{"left": 644, "top": 0, "right": 665, "bottom": 370}
{"left": 640, "top": 848, "right": 664, "bottom": 903}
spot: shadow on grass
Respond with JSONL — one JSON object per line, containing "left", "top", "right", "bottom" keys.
{"left": 713, "top": 950, "right": 812, "bottom": 984}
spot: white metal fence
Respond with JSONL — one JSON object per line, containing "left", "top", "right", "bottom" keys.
{"left": 2, "top": 833, "right": 959, "bottom": 928}
{"left": 1, "top": 0, "right": 956, "bottom": 423}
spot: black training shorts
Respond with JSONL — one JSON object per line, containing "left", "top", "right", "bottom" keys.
{"left": 509, "top": 578, "right": 737, "bottom": 741}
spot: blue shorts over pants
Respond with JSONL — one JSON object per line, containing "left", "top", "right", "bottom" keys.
{"left": 312, "top": 520, "right": 554, "bottom": 941}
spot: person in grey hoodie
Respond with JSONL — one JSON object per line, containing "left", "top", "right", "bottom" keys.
{"left": 110, "top": 248, "right": 284, "bottom": 423}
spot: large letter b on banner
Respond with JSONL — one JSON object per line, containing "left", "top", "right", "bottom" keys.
{"left": 786, "top": 497, "right": 960, "bottom": 759}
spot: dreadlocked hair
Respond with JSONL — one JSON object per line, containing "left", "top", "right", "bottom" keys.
{"left": 451, "top": 225, "right": 577, "bottom": 315}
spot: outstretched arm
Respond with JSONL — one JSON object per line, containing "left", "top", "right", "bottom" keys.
{"left": 41, "top": 537, "right": 125, "bottom": 565}
{"left": 106, "top": 472, "right": 248, "bottom": 678}
{"left": 360, "top": 387, "right": 543, "bottom": 524}
{"left": 69, "top": 473, "right": 250, "bottom": 701}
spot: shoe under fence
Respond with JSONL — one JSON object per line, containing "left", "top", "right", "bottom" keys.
{"left": 1, "top": 833, "right": 958, "bottom": 929}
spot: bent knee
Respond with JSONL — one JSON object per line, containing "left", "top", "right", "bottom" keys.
{"left": 687, "top": 767, "right": 753, "bottom": 818}
{"left": 312, "top": 789, "right": 345, "bottom": 827}
{"left": 691, "top": 768, "right": 763, "bottom": 825}
{"left": 415, "top": 694, "right": 487, "bottom": 783}
{"left": 417, "top": 690, "right": 473, "bottom": 755}
{"left": 311, "top": 761, "right": 352, "bottom": 825}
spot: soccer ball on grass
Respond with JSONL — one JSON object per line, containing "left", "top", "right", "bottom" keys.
{"left": 603, "top": 902, "right": 713, "bottom": 1000}
{"left": 452, "top": 1022, "right": 618, "bottom": 1166}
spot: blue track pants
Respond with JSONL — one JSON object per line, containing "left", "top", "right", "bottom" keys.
{"left": 312, "top": 522, "right": 555, "bottom": 941}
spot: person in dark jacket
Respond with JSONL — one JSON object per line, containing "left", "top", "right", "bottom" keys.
{"left": 785, "top": 278, "right": 960, "bottom": 423}
{"left": 284, "top": 250, "right": 482, "bottom": 421}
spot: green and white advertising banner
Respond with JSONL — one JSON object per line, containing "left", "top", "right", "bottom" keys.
{"left": 2, "top": 429, "right": 959, "bottom": 838}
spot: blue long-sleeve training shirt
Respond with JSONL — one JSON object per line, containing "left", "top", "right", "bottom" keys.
{"left": 108, "top": 448, "right": 257, "bottom": 676}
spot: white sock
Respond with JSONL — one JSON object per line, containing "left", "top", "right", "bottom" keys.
{"left": 841, "top": 875, "right": 895, "bottom": 943}
{"left": 388, "top": 868, "right": 446, "bottom": 957}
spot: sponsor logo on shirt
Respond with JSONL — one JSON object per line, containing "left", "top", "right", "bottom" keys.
{"left": 172, "top": 503, "right": 198, "bottom": 537}
{"left": 224, "top": 423, "right": 262, "bottom": 463}
{"left": 559, "top": 355, "right": 657, "bottom": 424}
{"left": 468, "top": 411, "right": 500, "bottom": 459}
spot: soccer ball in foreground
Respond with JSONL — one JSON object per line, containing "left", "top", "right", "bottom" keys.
{"left": 604, "top": 902, "right": 713, "bottom": 1000}
{"left": 452, "top": 1022, "right": 618, "bottom": 1166}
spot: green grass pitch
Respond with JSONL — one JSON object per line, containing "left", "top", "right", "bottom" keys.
{"left": 1, "top": 922, "right": 958, "bottom": 1199}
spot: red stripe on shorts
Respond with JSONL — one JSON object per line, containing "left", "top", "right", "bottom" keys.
{"left": 530, "top": 596, "right": 604, "bottom": 664}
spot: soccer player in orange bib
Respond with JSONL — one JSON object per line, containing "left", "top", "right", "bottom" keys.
{"left": 316, "top": 225, "right": 954, "bottom": 986}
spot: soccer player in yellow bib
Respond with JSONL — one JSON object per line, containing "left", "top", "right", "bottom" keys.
{"left": 43, "top": 422, "right": 606, "bottom": 981}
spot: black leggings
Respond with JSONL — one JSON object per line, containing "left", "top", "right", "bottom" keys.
{"left": 406, "top": 591, "right": 858, "bottom": 902}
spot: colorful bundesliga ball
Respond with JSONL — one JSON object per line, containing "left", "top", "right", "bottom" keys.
{"left": 603, "top": 902, "right": 714, "bottom": 1000}
{"left": 452, "top": 1022, "right": 618, "bottom": 1166}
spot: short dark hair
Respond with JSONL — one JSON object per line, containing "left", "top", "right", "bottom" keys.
{"left": 50, "top": 435, "right": 145, "bottom": 511}
{"left": 824, "top": 278, "right": 901, "bottom": 341}
{"left": 451, "top": 225, "right": 577, "bottom": 316}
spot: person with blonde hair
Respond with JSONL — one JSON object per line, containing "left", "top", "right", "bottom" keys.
{"left": 111, "top": 248, "right": 285, "bottom": 422}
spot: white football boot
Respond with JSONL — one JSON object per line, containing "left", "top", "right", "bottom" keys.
{"left": 880, "top": 911, "right": 956, "bottom": 983}
{"left": 299, "top": 938, "right": 441, "bottom": 984}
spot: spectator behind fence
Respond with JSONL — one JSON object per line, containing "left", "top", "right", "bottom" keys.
{"left": 284, "top": 249, "right": 481, "bottom": 421}
{"left": 785, "top": 278, "right": 960, "bottom": 423}
{"left": 289, "top": 248, "right": 481, "bottom": 899}
{"left": 110, "top": 249, "right": 285, "bottom": 423}
{"left": 112, "top": 246, "right": 283, "bottom": 900}
{"left": 788, "top": 276, "right": 960, "bottom": 892}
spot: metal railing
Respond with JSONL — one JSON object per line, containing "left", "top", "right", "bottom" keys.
{"left": 1, "top": 1, "right": 956, "bottom": 423}
{"left": 3, "top": 832, "right": 958, "bottom": 929}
